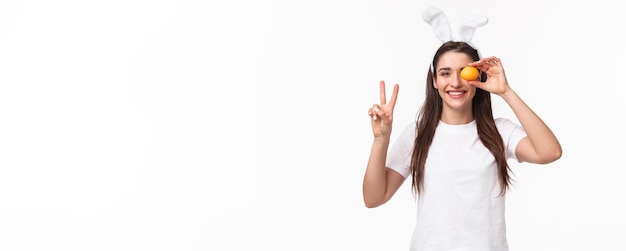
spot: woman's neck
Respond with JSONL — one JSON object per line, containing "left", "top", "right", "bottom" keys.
{"left": 440, "top": 108, "right": 474, "bottom": 125}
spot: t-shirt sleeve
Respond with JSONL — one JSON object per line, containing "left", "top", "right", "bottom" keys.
{"left": 495, "top": 117, "right": 528, "bottom": 162}
{"left": 386, "top": 122, "right": 417, "bottom": 178}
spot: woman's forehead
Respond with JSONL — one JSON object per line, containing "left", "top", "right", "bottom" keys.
{"left": 437, "top": 52, "right": 473, "bottom": 69}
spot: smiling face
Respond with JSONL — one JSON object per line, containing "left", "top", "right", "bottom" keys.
{"left": 433, "top": 51, "right": 477, "bottom": 118}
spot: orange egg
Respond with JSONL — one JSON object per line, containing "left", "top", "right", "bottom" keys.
{"left": 460, "top": 66, "right": 479, "bottom": 81}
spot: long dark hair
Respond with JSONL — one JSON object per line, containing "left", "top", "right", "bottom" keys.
{"left": 410, "top": 41, "right": 512, "bottom": 197}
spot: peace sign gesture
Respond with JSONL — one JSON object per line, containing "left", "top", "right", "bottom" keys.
{"left": 368, "top": 81, "right": 399, "bottom": 138}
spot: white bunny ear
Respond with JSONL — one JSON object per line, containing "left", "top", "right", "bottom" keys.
{"left": 421, "top": 5, "right": 452, "bottom": 43}
{"left": 456, "top": 14, "right": 488, "bottom": 42}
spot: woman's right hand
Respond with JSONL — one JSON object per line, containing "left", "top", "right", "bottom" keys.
{"left": 368, "top": 80, "right": 399, "bottom": 138}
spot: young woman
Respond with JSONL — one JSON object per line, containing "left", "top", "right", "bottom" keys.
{"left": 362, "top": 41, "right": 562, "bottom": 250}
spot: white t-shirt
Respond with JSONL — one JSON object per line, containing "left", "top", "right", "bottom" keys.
{"left": 386, "top": 118, "right": 527, "bottom": 251}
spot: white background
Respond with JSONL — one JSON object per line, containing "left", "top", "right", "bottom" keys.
{"left": 1, "top": 0, "right": 624, "bottom": 250}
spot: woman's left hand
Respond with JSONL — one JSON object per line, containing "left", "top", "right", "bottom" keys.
{"left": 467, "top": 56, "right": 511, "bottom": 95}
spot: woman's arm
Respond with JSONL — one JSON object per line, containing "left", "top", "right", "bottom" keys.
{"left": 362, "top": 81, "right": 406, "bottom": 208}
{"left": 500, "top": 89, "right": 562, "bottom": 164}
{"left": 469, "top": 57, "right": 562, "bottom": 164}
{"left": 363, "top": 137, "right": 406, "bottom": 208}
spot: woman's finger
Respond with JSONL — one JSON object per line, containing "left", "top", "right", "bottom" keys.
{"left": 370, "top": 104, "right": 381, "bottom": 121}
{"left": 379, "top": 81, "right": 387, "bottom": 105}
{"left": 368, "top": 107, "right": 376, "bottom": 120}
{"left": 373, "top": 105, "right": 385, "bottom": 120}
{"left": 387, "top": 84, "right": 399, "bottom": 110}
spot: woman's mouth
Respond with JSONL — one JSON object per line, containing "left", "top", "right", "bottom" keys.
{"left": 447, "top": 91, "right": 466, "bottom": 98}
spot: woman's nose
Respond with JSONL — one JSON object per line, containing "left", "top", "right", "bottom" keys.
{"left": 450, "top": 74, "right": 463, "bottom": 88}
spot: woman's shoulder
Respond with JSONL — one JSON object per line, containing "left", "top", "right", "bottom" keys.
{"left": 494, "top": 117, "right": 517, "bottom": 126}
{"left": 394, "top": 120, "right": 417, "bottom": 138}
{"left": 494, "top": 117, "right": 524, "bottom": 133}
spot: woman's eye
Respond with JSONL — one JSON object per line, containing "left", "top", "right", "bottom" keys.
{"left": 440, "top": 72, "right": 450, "bottom": 77}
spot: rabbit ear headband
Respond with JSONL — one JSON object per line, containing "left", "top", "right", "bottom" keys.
{"left": 422, "top": 5, "right": 488, "bottom": 71}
